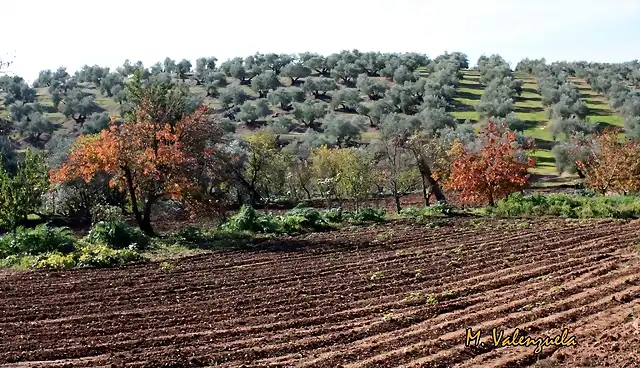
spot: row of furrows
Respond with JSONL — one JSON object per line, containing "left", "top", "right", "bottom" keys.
{"left": 0, "top": 222, "right": 622, "bottom": 342}
{"left": 225, "top": 235, "right": 639, "bottom": 367}
{"left": 26, "top": 242, "right": 637, "bottom": 368}
{"left": 0, "top": 218, "right": 583, "bottom": 299}
{"left": 0, "top": 221, "right": 585, "bottom": 323}
{"left": 346, "top": 254, "right": 640, "bottom": 365}
{"left": 3, "top": 226, "right": 636, "bottom": 364}
{"left": 249, "top": 257, "right": 625, "bottom": 367}
{"left": 0, "top": 221, "right": 502, "bottom": 296}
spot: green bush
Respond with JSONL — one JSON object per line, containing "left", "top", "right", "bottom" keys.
{"left": 0, "top": 225, "right": 75, "bottom": 258}
{"left": 278, "top": 214, "right": 306, "bottom": 233}
{"left": 222, "top": 205, "right": 385, "bottom": 235}
{"left": 75, "top": 242, "right": 146, "bottom": 268}
{"left": 33, "top": 252, "right": 77, "bottom": 269}
{"left": 321, "top": 208, "right": 344, "bottom": 223}
{"left": 1, "top": 240, "right": 146, "bottom": 270}
{"left": 400, "top": 202, "right": 455, "bottom": 221}
{"left": 224, "top": 204, "right": 334, "bottom": 235}
{"left": 287, "top": 204, "right": 331, "bottom": 230}
{"left": 170, "top": 226, "right": 206, "bottom": 244}
{"left": 343, "top": 207, "right": 386, "bottom": 224}
{"left": 86, "top": 221, "right": 150, "bottom": 250}
{"left": 86, "top": 204, "right": 150, "bottom": 250}
{"left": 0, "top": 151, "right": 49, "bottom": 230}
{"left": 490, "top": 193, "right": 640, "bottom": 219}
{"left": 28, "top": 242, "right": 146, "bottom": 269}
{"left": 224, "top": 205, "right": 263, "bottom": 232}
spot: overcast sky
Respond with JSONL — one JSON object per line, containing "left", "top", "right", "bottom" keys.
{"left": 4, "top": 0, "right": 640, "bottom": 82}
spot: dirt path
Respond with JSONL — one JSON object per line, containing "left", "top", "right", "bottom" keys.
{"left": 1, "top": 218, "right": 639, "bottom": 367}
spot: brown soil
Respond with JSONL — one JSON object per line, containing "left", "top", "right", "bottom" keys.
{"left": 1, "top": 217, "right": 639, "bottom": 367}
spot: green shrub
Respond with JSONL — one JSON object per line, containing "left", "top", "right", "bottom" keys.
{"left": 321, "top": 208, "right": 344, "bottom": 223}
{"left": 490, "top": 193, "right": 640, "bottom": 219}
{"left": 224, "top": 205, "right": 263, "bottom": 232}
{"left": 86, "top": 221, "right": 150, "bottom": 250}
{"left": 287, "top": 204, "right": 331, "bottom": 230}
{"left": 33, "top": 252, "right": 77, "bottom": 269}
{"left": 1, "top": 240, "right": 147, "bottom": 270}
{"left": 0, "top": 151, "right": 49, "bottom": 230}
{"left": 344, "top": 207, "right": 386, "bottom": 224}
{"left": 75, "top": 242, "right": 146, "bottom": 268}
{"left": 0, "top": 225, "right": 75, "bottom": 258}
{"left": 278, "top": 214, "right": 306, "bottom": 233}
{"left": 86, "top": 205, "right": 149, "bottom": 250}
{"left": 400, "top": 202, "right": 455, "bottom": 222}
{"left": 168, "top": 226, "right": 207, "bottom": 245}
{"left": 224, "top": 204, "right": 334, "bottom": 235}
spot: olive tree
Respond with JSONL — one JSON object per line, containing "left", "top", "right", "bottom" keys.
{"left": 237, "top": 99, "right": 271, "bottom": 125}
{"left": 281, "top": 62, "right": 311, "bottom": 85}
{"left": 356, "top": 74, "right": 388, "bottom": 100}
{"left": 321, "top": 113, "right": 366, "bottom": 147}
{"left": 330, "top": 88, "right": 362, "bottom": 112}
{"left": 292, "top": 100, "right": 328, "bottom": 129}
{"left": 268, "top": 87, "right": 306, "bottom": 111}
{"left": 219, "top": 86, "right": 250, "bottom": 109}
{"left": 251, "top": 71, "right": 281, "bottom": 98}
{"left": 61, "top": 88, "right": 99, "bottom": 126}
{"left": 303, "top": 77, "right": 338, "bottom": 98}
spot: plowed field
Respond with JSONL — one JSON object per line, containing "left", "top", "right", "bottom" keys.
{"left": 2, "top": 218, "right": 640, "bottom": 367}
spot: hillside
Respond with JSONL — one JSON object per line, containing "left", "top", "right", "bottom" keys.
{"left": 1, "top": 68, "right": 626, "bottom": 182}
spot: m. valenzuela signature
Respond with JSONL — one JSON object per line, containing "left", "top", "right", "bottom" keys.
{"left": 465, "top": 327, "right": 577, "bottom": 353}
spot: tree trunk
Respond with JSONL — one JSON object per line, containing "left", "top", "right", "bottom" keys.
{"left": 419, "top": 163, "right": 447, "bottom": 203}
{"left": 140, "top": 197, "right": 155, "bottom": 237}
{"left": 302, "top": 186, "right": 311, "bottom": 200}
{"left": 72, "top": 115, "right": 86, "bottom": 127}
{"left": 123, "top": 167, "right": 141, "bottom": 223}
{"left": 236, "top": 190, "right": 243, "bottom": 206}
{"left": 393, "top": 187, "right": 401, "bottom": 214}
{"left": 429, "top": 179, "right": 446, "bottom": 202}
{"left": 421, "top": 176, "right": 429, "bottom": 206}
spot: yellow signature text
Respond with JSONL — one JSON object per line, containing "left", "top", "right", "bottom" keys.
{"left": 465, "top": 327, "right": 577, "bottom": 353}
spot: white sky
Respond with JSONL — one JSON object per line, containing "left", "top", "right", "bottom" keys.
{"left": 3, "top": 0, "right": 640, "bottom": 82}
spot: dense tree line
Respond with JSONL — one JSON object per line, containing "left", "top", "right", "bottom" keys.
{"left": 2, "top": 50, "right": 639, "bottom": 235}
{"left": 516, "top": 59, "right": 640, "bottom": 175}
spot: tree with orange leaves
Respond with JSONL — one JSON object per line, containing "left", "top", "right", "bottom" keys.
{"left": 574, "top": 128, "right": 640, "bottom": 194}
{"left": 445, "top": 120, "right": 536, "bottom": 206}
{"left": 50, "top": 74, "right": 227, "bottom": 235}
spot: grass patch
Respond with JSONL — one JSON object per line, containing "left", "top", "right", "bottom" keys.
{"left": 452, "top": 111, "right": 478, "bottom": 121}
{"left": 459, "top": 87, "right": 483, "bottom": 96}
{"left": 529, "top": 149, "right": 557, "bottom": 175}
{"left": 587, "top": 115, "right": 625, "bottom": 127}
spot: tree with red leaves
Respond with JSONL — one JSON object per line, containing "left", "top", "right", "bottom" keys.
{"left": 445, "top": 120, "right": 536, "bottom": 206}
{"left": 574, "top": 128, "right": 640, "bottom": 195}
{"left": 51, "top": 74, "right": 227, "bottom": 235}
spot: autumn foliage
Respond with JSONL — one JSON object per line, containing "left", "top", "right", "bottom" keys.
{"left": 445, "top": 121, "right": 536, "bottom": 206}
{"left": 574, "top": 128, "right": 640, "bottom": 194}
{"left": 50, "top": 94, "right": 225, "bottom": 235}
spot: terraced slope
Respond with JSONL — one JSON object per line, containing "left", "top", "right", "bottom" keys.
{"left": 1, "top": 217, "right": 639, "bottom": 367}
{"left": 3, "top": 69, "right": 625, "bottom": 179}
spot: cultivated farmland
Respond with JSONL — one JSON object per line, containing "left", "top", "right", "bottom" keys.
{"left": 2, "top": 217, "right": 640, "bottom": 367}
{"left": 3, "top": 51, "right": 640, "bottom": 367}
